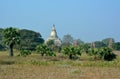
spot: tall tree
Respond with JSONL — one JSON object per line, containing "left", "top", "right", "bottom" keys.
{"left": 102, "top": 38, "right": 115, "bottom": 47}
{"left": 0, "top": 28, "right": 3, "bottom": 44}
{"left": 2, "top": 27, "right": 20, "bottom": 56}
{"left": 112, "top": 42, "right": 120, "bottom": 50}
{"left": 0, "top": 28, "right": 5, "bottom": 50}
{"left": 93, "top": 41, "right": 106, "bottom": 48}
{"left": 19, "top": 29, "right": 44, "bottom": 50}
{"left": 73, "top": 39, "right": 84, "bottom": 46}
{"left": 62, "top": 34, "right": 73, "bottom": 46}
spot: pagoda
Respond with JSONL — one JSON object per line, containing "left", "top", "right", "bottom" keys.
{"left": 45, "top": 24, "right": 62, "bottom": 46}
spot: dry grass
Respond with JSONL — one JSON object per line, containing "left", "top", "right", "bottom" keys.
{"left": 0, "top": 50, "right": 120, "bottom": 79}
{"left": 0, "top": 64, "right": 120, "bottom": 79}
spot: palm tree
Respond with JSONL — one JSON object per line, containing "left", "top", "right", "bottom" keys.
{"left": 2, "top": 27, "right": 20, "bottom": 56}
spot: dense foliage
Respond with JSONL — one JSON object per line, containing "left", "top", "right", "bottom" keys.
{"left": 62, "top": 34, "right": 73, "bottom": 46}
{"left": 19, "top": 29, "right": 44, "bottom": 50}
{"left": 102, "top": 38, "right": 115, "bottom": 46}
{"left": 112, "top": 42, "right": 120, "bottom": 51}
{"left": 2, "top": 27, "right": 20, "bottom": 56}
{"left": 79, "top": 44, "right": 90, "bottom": 53}
{"left": 0, "top": 27, "right": 119, "bottom": 61}
{"left": 18, "top": 50, "right": 31, "bottom": 57}
{"left": 88, "top": 47, "right": 116, "bottom": 61}
{"left": 93, "top": 41, "right": 106, "bottom": 48}
{"left": 62, "top": 46, "right": 82, "bottom": 59}
{"left": 73, "top": 39, "right": 84, "bottom": 45}
{"left": 0, "top": 28, "right": 6, "bottom": 50}
{"left": 0, "top": 28, "right": 44, "bottom": 51}
{"left": 46, "top": 39, "right": 61, "bottom": 52}
{"left": 36, "top": 44, "right": 56, "bottom": 56}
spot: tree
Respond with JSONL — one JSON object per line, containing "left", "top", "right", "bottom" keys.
{"left": 62, "top": 46, "right": 82, "bottom": 59}
{"left": 102, "top": 47, "right": 116, "bottom": 61}
{"left": 0, "top": 28, "right": 3, "bottom": 41}
{"left": 36, "top": 44, "right": 56, "bottom": 56}
{"left": 112, "top": 42, "right": 120, "bottom": 50}
{"left": 88, "top": 47, "right": 116, "bottom": 61}
{"left": 19, "top": 29, "right": 44, "bottom": 50}
{"left": 102, "top": 38, "right": 115, "bottom": 47}
{"left": 88, "top": 48, "right": 99, "bottom": 59}
{"left": 46, "top": 39, "right": 54, "bottom": 46}
{"left": 46, "top": 39, "right": 61, "bottom": 52}
{"left": 73, "top": 39, "right": 84, "bottom": 46}
{"left": 0, "top": 28, "right": 6, "bottom": 50}
{"left": 79, "top": 43, "right": 90, "bottom": 53}
{"left": 46, "top": 39, "right": 54, "bottom": 51}
{"left": 18, "top": 50, "right": 31, "bottom": 57}
{"left": 93, "top": 41, "right": 106, "bottom": 48}
{"left": 2, "top": 27, "right": 20, "bottom": 56}
{"left": 62, "top": 34, "right": 73, "bottom": 46}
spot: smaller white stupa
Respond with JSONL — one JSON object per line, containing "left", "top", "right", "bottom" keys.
{"left": 45, "top": 24, "right": 62, "bottom": 46}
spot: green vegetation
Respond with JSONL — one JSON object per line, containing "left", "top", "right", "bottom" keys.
{"left": 18, "top": 50, "right": 31, "bottom": 57}
{"left": 0, "top": 52, "right": 120, "bottom": 79}
{"left": 102, "top": 38, "right": 115, "bottom": 46}
{"left": 62, "top": 46, "right": 82, "bottom": 59}
{"left": 2, "top": 27, "right": 20, "bottom": 56}
{"left": 88, "top": 47, "right": 116, "bottom": 61}
{"left": 62, "top": 34, "right": 73, "bottom": 46}
{"left": 46, "top": 39, "right": 61, "bottom": 52}
{"left": 0, "top": 27, "right": 119, "bottom": 60}
{"left": 0, "top": 27, "right": 120, "bottom": 79}
{"left": 36, "top": 44, "right": 56, "bottom": 56}
{"left": 20, "top": 29, "right": 44, "bottom": 50}
{"left": 0, "top": 28, "right": 44, "bottom": 51}
{"left": 93, "top": 41, "right": 106, "bottom": 48}
{"left": 112, "top": 42, "right": 120, "bottom": 50}
{"left": 0, "top": 51, "right": 120, "bottom": 67}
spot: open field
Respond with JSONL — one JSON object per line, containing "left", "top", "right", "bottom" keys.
{"left": 0, "top": 50, "right": 120, "bottom": 79}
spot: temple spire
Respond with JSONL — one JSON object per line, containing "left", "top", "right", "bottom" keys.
{"left": 45, "top": 24, "right": 62, "bottom": 46}
{"left": 50, "top": 24, "right": 58, "bottom": 38}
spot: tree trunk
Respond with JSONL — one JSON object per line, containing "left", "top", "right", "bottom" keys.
{"left": 9, "top": 43, "right": 14, "bottom": 57}
{"left": 69, "top": 54, "right": 73, "bottom": 59}
{"left": 41, "top": 52, "right": 44, "bottom": 56}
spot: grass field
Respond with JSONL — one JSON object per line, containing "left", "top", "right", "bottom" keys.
{"left": 0, "top": 50, "right": 120, "bottom": 79}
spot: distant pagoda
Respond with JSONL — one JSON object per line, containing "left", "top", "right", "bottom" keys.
{"left": 45, "top": 24, "right": 62, "bottom": 46}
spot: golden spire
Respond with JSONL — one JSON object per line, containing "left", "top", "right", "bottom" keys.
{"left": 50, "top": 24, "right": 58, "bottom": 38}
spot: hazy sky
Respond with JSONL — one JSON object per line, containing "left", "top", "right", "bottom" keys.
{"left": 0, "top": 0, "right": 120, "bottom": 42}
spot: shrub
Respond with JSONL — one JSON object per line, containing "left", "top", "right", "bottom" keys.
{"left": 19, "top": 50, "right": 31, "bottom": 57}
{"left": 36, "top": 44, "right": 56, "bottom": 56}
{"left": 62, "top": 46, "right": 82, "bottom": 59}
{"left": 88, "top": 47, "right": 117, "bottom": 61}
{"left": 102, "top": 47, "right": 117, "bottom": 61}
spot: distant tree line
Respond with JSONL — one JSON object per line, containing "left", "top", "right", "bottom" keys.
{"left": 0, "top": 27, "right": 44, "bottom": 51}
{"left": 0, "top": 28, "right": 120, "bottom": 52}
{"left": 61, "top": 34, "right": 117, "bottom": 61}
{"left": 0, "top": 27, "right": 119, "bottom": 61}
{"left": 62, "top": 34, "right": 120, "bottom": 50}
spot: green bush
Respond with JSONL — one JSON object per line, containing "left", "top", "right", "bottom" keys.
{"left": 62, "top": 46, "right": 82, "bottom": 59}
{"left": 88, "top": 47, "right": 117, "bottom": 61}
{"left": 102, "top": 47, "right": 117, "bottom": 61}
{"left": 19, "top": 50, "right": 31, "bottom": 57}
{"left": 36, "top": 44, "right": 56, "bottom": 56}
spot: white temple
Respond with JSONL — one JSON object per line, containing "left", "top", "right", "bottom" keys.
{"left": 45, "top": 24, "right": 62, "bottom": 46}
